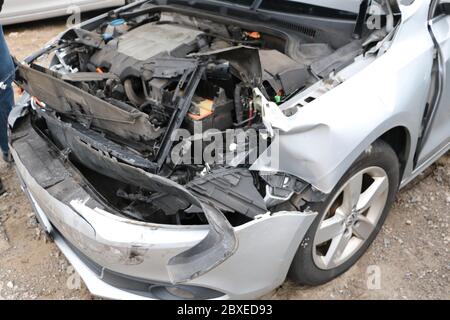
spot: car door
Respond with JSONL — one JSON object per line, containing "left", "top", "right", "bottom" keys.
{"left": 416, "top": 0, "right": 450, "bottom": 165}
{"left": 0, "top": 0, "right": 72, "bottom": 24}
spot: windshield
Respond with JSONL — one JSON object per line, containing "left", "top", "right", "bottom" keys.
{"left": 216, "top": 0, "right": 360, "bottom": 18}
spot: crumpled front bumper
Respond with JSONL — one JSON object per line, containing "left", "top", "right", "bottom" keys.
{"left": 10, "top": 114, "right": 317, "bottom": 300}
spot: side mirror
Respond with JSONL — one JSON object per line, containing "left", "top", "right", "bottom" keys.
{"left": 441, "top": 0, "right": 450, "bottom": 15}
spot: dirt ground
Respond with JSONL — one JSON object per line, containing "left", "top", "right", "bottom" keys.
{"left": 0, "top": 16, "right": 449, "bottom": 300}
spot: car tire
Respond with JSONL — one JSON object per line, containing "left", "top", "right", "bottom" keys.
{"left": 289, "top": 140, "right": 400, "bottom": 286}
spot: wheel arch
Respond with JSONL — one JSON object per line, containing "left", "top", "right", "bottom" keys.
{"left": 376, "top": 126, "right": 411, "bottom": 182}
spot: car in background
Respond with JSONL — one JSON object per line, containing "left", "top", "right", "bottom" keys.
{"left": 0, "top": 0, "right": 128, "bottom": 25}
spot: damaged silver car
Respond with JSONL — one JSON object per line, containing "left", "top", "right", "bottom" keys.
{"left": 9, "top": 0, "right": 450, "bottom": 299}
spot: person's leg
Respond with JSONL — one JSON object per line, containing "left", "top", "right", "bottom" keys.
{"left": 0, "top": 25, "right": 15, "bottom": 160}
{"left": 0, "top": 81, "right": 13, "bottom": 160}
{"left": 0, "top": 178, "right": 5, "bottom": 196}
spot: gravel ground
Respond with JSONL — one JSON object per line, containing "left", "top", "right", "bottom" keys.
{"left": 0, "top": 16, "right": 449, "bottom": 300}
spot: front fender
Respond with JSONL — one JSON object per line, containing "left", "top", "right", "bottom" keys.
{"left": 252, "top": 9, "right": 434, "bottom": 194}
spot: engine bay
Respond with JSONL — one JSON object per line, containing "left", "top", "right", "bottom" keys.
{"left": 14, "top": 2, "right": 369, "bottom": 225}
{"left": 48, "top": 11, "right": 317, "bottom": 152}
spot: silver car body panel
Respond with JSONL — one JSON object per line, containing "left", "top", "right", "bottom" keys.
{"left": 252, "top": 0, "right": 450, "bottom": 194}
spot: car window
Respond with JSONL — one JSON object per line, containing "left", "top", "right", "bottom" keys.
{"left": 432, "top": 2, "right": 444, "bottom": 18}
{"left": 258, "top": 0, "right": 358, "bottom": 20}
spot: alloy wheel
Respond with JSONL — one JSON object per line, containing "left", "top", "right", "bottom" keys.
{"left": 312, "top": 167, "right": 389, "bottom": 270}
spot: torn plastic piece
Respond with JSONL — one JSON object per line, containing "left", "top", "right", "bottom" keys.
{"left": 253, "top": 88, "right": 295, "bottom": 136}
{"left": 187, "top": 169, "right": 268, "bottom": 219}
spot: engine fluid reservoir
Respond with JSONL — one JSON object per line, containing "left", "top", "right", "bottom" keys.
{"left": 104, "top": 19, "right": 129, "bottom": 39}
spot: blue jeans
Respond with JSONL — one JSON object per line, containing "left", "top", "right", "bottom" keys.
{"left": 0, "top": 25, "right": 14, "bottom": 158}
